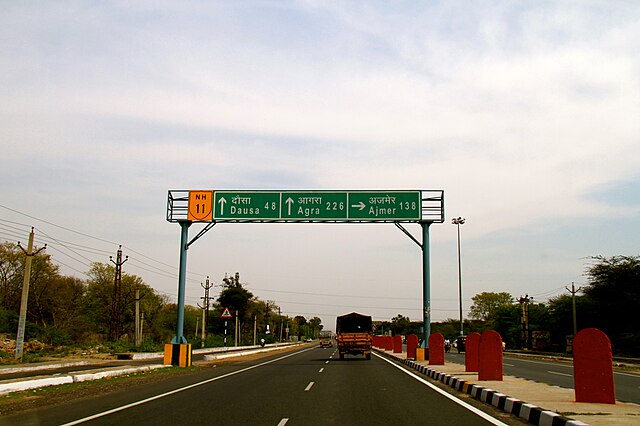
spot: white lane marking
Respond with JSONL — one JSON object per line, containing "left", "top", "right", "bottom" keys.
{"left": 319, "top": 368, "right": 324, "bottom": 373}
{"left": 61, "top": 347, "right": 315, "bottom": 425}
{"left": 505, "top": 357, "right": 640, "bottom": 378}
{"left": 277, "top": 419, "right": 289, "bottom": 426}
{"left": 547, "top": 371, "right": 572, "bottom": 377}
{"left": 505, "top": 358, "right": 572, "bottom": 368}
{"left": 325, "top": 360, "right": 330, "bottom": 364}
{"left": 614, "top": 371, "right": 640, "bottom": 378}
{"left": 305, "top": 381, "right": 315, "bottom": 391}
{"left": 374, "top": 353, "right": 508, "bottom": 426}
{"left": 503, "top": 363, "right": 514, "bottom": 366}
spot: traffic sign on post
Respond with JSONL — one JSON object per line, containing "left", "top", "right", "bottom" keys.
{"left": 188, "top": 190, "right": 213, "bottom": 221}
{"left": 348, "top": 191, "right": 420, "bottom": 220}
{"left": 207, "top": 190, "right": 421, "bottom": 222}
{"left": 166, "top": 189, "right": 443, "bottom": 366}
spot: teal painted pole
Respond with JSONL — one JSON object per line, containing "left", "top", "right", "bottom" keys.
{"left": 172, "top": 221, "right": 190, "bottom": 344}
{"left": 421, "top": 222, "right": 431, "bottom": 348}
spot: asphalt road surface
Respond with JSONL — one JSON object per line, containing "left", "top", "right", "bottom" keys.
{"left": 446, "top": 352, "right": 640, "bottom": 404}
{"left": 1, "top": 347, "right": 511, "bottom": 426}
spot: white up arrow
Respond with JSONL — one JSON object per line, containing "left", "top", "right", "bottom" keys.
{"left": 285, "top": 197, "right": 294, "bottom": 215}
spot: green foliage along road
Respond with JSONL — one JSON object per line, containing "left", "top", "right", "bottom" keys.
{"left": 0, "top": 242, "right": 323, "bottom": 359}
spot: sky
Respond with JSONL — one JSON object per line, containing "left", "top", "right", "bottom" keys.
{"left": 1, "top": 1, "right": 639, "bottom": 332}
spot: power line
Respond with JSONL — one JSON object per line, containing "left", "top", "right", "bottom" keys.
{"left": 0, "top": 205, "right": 210, "bottom": 283}
{"left": 36, "top": 227, "right": 97, "bottom": 264}
{"left": 251, "top": 287, "right": 437, "bottom": 301}
{"left": 0, "top": 204, "right": 118, "bottom": 245}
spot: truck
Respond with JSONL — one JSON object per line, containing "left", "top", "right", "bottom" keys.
{"left": 336, "top": 312, "right": 372, "bottom": 360}
{"left": 319, "top": 330, "right": 333, "bottom": 348}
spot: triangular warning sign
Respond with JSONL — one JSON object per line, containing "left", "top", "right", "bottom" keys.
{"left": 220, "top": 307, "right": 232, "bottom": 318}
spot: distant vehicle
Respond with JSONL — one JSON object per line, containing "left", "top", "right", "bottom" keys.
{"left": 336, "top": 312, "right": 372, "bottom": 360}
{"left": 319, "top": 331, "right": 333, "bottom": 348}
{"left": 454, "top": 336, "right": 466, "bottom": 353}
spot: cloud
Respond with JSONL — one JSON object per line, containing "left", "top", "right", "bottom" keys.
{"left": 1, "top": 1, "right": 639, "bottom": 328}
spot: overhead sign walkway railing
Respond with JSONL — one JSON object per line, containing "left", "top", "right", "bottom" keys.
{"left": 166, "top": 189, "right": 444, "bottom": 224}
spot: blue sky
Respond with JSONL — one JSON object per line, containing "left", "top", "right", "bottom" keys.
{"left": 1, "top": 1, "right": 638, "bottom": 330}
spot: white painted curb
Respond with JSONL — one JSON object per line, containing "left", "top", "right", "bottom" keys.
{"left": 0, "top": 376, "right": 74, "bottom": 395}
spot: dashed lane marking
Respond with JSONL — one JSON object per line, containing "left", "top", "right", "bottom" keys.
{"left": 547, "top": 371, "right": 572, "bottom": 377}
{"left": 60, "top": 347, "right": 315, "bottom": 425}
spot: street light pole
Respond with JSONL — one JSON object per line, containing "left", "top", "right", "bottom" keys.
{"left": 452, "top": 217, "right": 465, "bottom": 336}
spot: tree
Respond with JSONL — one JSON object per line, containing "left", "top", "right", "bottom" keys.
{"left": 25, "top": 251, "right": 62, "bottom": 329}
{"left": 0, "top": 242, "right": 23, "bottom": 312}
{"left": 294, "top": 315, "right": 307, "bottom": 339}
{"left": 390, "top": 314, "right": 411, "bottom": 336}
{"left": 308, "top": 316, "right": 323, "bottom": 338}
{"left": 491, "top": 304, "right": 521, "bottom": 349}
{"left": 218, "top": 273, "right": 253, "bottom": 320}
{"left": 546, "top": 294, "right": 599, "bottom": 350}
{"left": 83, "top": 262, "right": 115, "bottom": 338}
{"left": 582, "top": 255, "right": 640, "bottom": 356}
{"left": 469, "top": 292, "right": 514, "bottom": 321}
{"left": 84, "top": 262, "right": 162, "bottom": 342}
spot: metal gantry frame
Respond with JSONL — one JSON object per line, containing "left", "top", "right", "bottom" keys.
{"left": 166, "top": 189, "right": 444, "bottom": 347}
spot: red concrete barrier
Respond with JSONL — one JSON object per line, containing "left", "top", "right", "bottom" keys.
{"left": 406, "top": 334, "right": 419, "bottom": 360}
{"left": 386, "top": 335, "right": 393, "bottom": 351}
{"left": 465, "top": 332, "right": 481, "bottom": 372}
{"left": 428, "top": 332, "right": 445, "bottom": 365}
{"left": 393, "top": 335, "right": 403, "bottom": 353}
{"left": 478, "top": 330, "right": 503, "bottom": 381}
{"left": 574, "top": 328, "right": 615, "bottom": 404}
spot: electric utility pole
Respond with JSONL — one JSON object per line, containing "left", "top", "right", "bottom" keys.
{"left": 15, "top": 228, "right": 46, "bottom": 360}
{"left": 110, "top": 245, "right": 128, "bottom": 341}
{"left": 253, "top": 315, "right": 257, "bottom": 346}
{"left": 235, "top": 310, "right": 239, "bottom": 346}
{"left": 565, "top": 282, "right": 582, "bottom": 336}
{"left": 135, "top": 289, "right": 140, "bottom": 346}
{"left": 518, "top": 294, "right": 532, "bottom": 350}
{"left": 134, "top": 289, "right": 145, "bottom": 346}
{"left": 198, "top": 276, "right": 212, "bottom": 348}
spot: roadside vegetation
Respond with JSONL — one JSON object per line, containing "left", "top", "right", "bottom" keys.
{"left": 2, "top": 239, "right": 636, "bottom": 360}
{"left": 375, "top": 255, "right": 639, "bottom": 358}
{"left": 0, "top": 242, "right": 322, "bottom": 364}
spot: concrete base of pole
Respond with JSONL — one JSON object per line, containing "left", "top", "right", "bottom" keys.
{"left": 164, "top": 343, "right": 192, "bottom": 367}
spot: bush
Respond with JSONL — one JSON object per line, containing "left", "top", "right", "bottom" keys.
{"left": 0, "top": 308, "right": 17, "bottom": 333}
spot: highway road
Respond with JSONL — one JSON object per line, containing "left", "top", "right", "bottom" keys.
{"left": 446, "top": 352, "right": 640, "bottom": 404}
{"left": 1, "top": 347, "right": 513, "bottom": 426}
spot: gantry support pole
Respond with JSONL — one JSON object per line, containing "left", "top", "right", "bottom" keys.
{"left": 421, "top": 222, "right": 431, "bottom": 348}
{"left": 172, "top": 221, "right": 190, "bottom": 344}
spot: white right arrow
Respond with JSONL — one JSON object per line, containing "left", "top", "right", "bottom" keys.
{"left": 218, "top": 197, "right": 227, "bottom": 215}
{"left": 351, "top": 201, "right": 366, "bottom": 211}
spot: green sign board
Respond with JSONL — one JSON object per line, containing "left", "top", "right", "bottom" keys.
{"left": 211, "top": 190, "right": 421, "bottom": 221}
